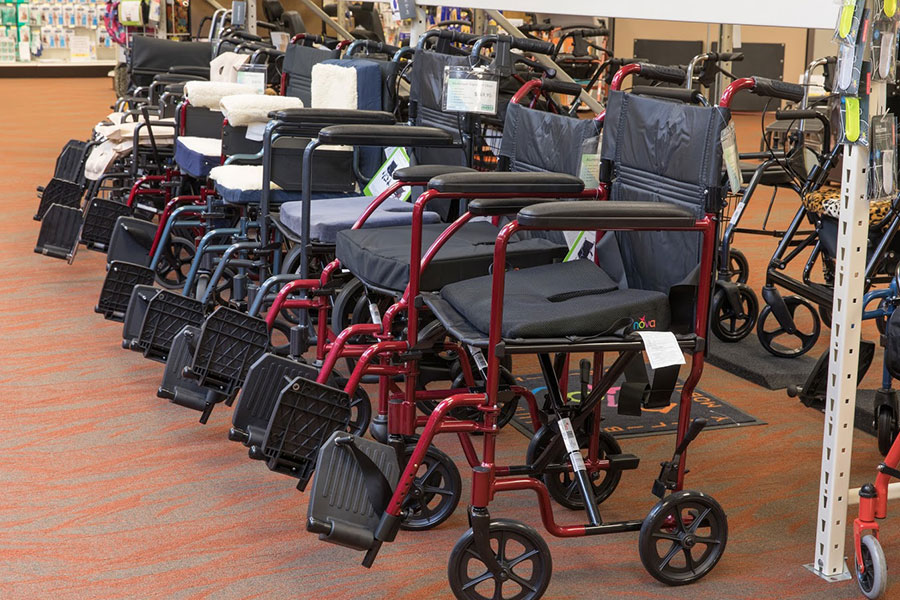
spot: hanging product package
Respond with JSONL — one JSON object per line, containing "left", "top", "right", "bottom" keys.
{"left": 835, "top": 7, "right": 871, "bottom": 94}
{"left": 841, "top": 94, "right": 870, "bottom": 146}
{"left": 441, "top": 65, "right": 500, "bottom": 115}
{"left": 872, "top": 13, "right": 899, "bottom": 82}
{"left": 869, "top": 113, "right": 897, "bottom": 198}
{"left": 835, "top": 0, "right": 864, "bottom": 46}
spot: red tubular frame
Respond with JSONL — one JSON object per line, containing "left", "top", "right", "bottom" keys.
{"left": 854, "top": 432, "right": 900, "bottom": 575}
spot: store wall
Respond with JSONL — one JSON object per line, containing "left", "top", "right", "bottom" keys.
{"left": 612, "top": 20, "right": 810, "bottom": 86}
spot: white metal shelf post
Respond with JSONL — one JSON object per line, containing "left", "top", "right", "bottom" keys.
{"left": 812, "top": 13, "right": 886, "bottom": 575}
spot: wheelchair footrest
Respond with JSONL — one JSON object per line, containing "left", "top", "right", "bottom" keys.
{"left": 189, "top": 307, "right": 269, "bottom": 395}
{"left": 158, "top": 325, "right": 205, "bottom": 401}
{"left": 80, "top": 197, "right": 132, "bottom": 251}
{"left": 262, "top": 377, "right": 353, "bottom": 489}
{"left": 136, "top": 290, "right": 205, "bottom": 362}
{"left": 34, "top": 204, "right": 82, "bottom": 260}
{"left": 122, "top": 285, "right": 160, "bottom": 348}
{"left": 35, "top": 177, "right": 82, "bottom": 221}
{"left": 232, "top": 353, "right": 320, "bottom": 451}
{"left": 606, "top": 453, "right": 640, "bottom": 471}
{"left": 96, "top": 261, "right": 156, "bottom": 321}
{"left": 307, "top": 431, "right": 400, "bottom": 550}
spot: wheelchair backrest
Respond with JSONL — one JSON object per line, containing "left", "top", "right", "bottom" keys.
{"left": 283, "top": 43, "right": 340, "bottom": 106}
{"left": 499, "top": 102, "right": 600, "bottom": 174}
{"left": 183, "top": 106, "right": 225, "bottom": 139}
{"left": 129, "top": 37, "right": 212, "bottom": 89}
{"left": 408, "top": 49, "right": 470, "bottom": 168}
{"left": 600, "top": 90, "right": 729, "bottom": 293}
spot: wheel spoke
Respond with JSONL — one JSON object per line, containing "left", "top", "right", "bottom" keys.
{"left": 507, "top": 548, "right": 540, "bottom": 568}
{"left": 419, "top": 460, "right": 441, "bottom": 483}
{"left": 508, "top": 571, "right": 538, "bottom": 593}
{"left": 497, "top": 531, "right": 506, "bottom": 562}
{"left": 461, "top": 571, "right": 494, "bottom": 591}
{"left": 492, "top": 580, "right": 504, "bottom": 600}
{"left": 421, "top": 484, "right": 454, "bottom": 497}
{"left": 651, "top": 531, "right": 681, "bottom": 542}
{"left": 659, "top": 542, "right": 681, "bottom": 569}
{"left": 688, "top": 508, "right": 712, "bottom": 533}
{"left": 675, "top": 509, "right": 687, "bottom": 533}
{"left": 683, "top": 547, "right": 696, "bottom": 574}
{"left": 692, "top": 536, "right": 722, "bottom": 545}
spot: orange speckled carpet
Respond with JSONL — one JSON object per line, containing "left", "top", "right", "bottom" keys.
{"left": 0, "top": 77, "right": 895, "bottom": 599}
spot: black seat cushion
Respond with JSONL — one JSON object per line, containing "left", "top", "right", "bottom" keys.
{"left": 336, "top": 221, "right": 567, "bottom": 293}
{"left": 438, "top": 259, "right": 671, "bottom": 340}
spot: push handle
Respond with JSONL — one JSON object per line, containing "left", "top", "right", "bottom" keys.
{"left": 751, "top": 76, "right": 805, "bottom": 103}
{"left": 675, "top": 418, "right": 708, "bottom": 455}
{"left": 774, "top": 109, "right": 822, "bottom": 121}
{"left": 637, "top": 63, "right": 687, "bottom": 85}
{"left": 560, "top": 26, "right": 610, "bottom": 38}
{"left": 632, "top": 85, "right": 706, "bottom": 104}
{"left": 437, "top": 28, "right": 480, "bottom": 45}
{"left": 510, "top": 35, "right": 556, "bottom": 55}
{"left": 346, "top": 39, "right": 401, "bottom": 57}
{"left": 540, "top": 78, "right": 584, "bottom": 96}
{"left": 708, "top": 51, "right": 744, "bottom": 63}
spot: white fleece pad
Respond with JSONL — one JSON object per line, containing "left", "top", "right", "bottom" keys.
{"left": 218, "top": 94, "right": 304, "bottom": 127}
{"left": 311, "top": 63, "right": 358, "bottom": 109}
{"left": 184, "top": 81, "right": 258, "bottom": 109}
{"left": 177, "top": 136, "right": 222, "bottom": 157}
{"left": 209, "top": 165, "right": 282, "bottom": 191}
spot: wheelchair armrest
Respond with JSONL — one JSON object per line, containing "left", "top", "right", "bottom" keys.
{"left": 268, "top": 108, "right": 396, "bottom": 127}
{"left": 318, "top": 125, "right": 455, "bottom": 147}
{"left": 153, "top": 73, "right": 207, "bottom": 84}
{"left": 428, "top": 171, "right": 585, "bottom": 195}
{"left": 163, "top": 83, "right": 186, "bottom": 95}
{"left": 392, "top": 165, "right": 475, "bottom": 183}
{"left": 517, "top": 201, "right": 697, "bottom": 230}
{"left": 468, "top": 196, "right": 566, "bottom": 217}
{"left": 168, "top": 66, "right": 210, "bottom": 78}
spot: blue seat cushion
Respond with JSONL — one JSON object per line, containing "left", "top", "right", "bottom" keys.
{"left": 278, "top": 196, "right": 441, "bottom": 244}
{"left": 174, "top": 136, "right": 221, "bottom": 178}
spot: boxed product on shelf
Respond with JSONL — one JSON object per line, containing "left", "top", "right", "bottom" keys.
{"left": 0, "top": 3, "right": 17, "bottom": 25}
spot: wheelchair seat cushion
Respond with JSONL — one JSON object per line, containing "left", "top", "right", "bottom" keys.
{"left": 278, "top": 196, "right": 442, "bottom": 244}
{"left": 219, "top": 94, "right": 304, "bottom": 127}
{"left": 175, "top": 136, "right": 222, "bottom": 178}
{"left": 430, "top": 259, "right": 671, "bottom": 343}
{"left": 183, "top": 81, "right": 258, "bottom": 109}
{"left": 336, "top": 220, "right": 567, "bottom": 293}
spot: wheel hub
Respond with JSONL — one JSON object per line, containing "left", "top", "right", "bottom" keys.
{"left": 681, "top": 533, "right": 696, "bottom": 548}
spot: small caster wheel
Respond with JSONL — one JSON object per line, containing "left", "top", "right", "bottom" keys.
{"left": 710, "top": 284, "right": 758, "bottom": 343}
{"left": 347, "top": 386, "right": 371, "bottom": 437}
{"left": 857, "top": 534, "right": 887, "bottom": 599}
{"left": 877, "top": 407, "right": 897, "bottom": 457}
{"left": 525, "top": 425, "right": 622, "bottom": 509}
{"left": 448, "top": 518, "right": 552, "bottom": 599}
{"left": 757, "top": 295, "right": 820, "bottom": 358}
{"left": 728, "top": 248, "right": 750, "bottom": 284}
{"left": 639, "top": 490, "right": 728, "bottom": 586}
{"left": 400, "top": 444, "right": 461, "bottom": 531}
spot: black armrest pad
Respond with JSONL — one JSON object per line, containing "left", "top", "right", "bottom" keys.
{"left": 153, "top": 73, "right": 206, "bottom": 83}
{"left": 468, "top": 197, "right": 564, "bottom": 217}
{"left": 517, "top": 201, "right": 697, "bottom": 230}
{"left": 428, "top": 172, "right": 585, "bottom": 194}
{"left": 392, "top": 165, "right": 475, "bottom": 183}
{"left": 318, "top": 125, "right": 456, "bottom": 147}
{"left": 168, "top": 66, "right": 211, "bottom": 77}
{"left": 268, "top": 108, "right": 396, "bottom": 126}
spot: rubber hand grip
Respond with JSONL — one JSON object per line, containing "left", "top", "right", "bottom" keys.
{"left": 510, "top": 36, "right": 556, "bottom": 56}
{"left": 540, "top": 78, "right": 584, "bottom": 96}
{"left": 563, "top": 27, "right": 610, "bottom": 38}
{"left": 751, "top": 77, "right": 805, "bottom": 103}
{"left": 714, "top": 52, "right": 744, "bottom": 62}
{"left": 637, "top": 63, "right": 687, "bottom": 85}
{"left": 774, "top": 109, "right": 822, "bottom": 121}
{"left": 437, "top": 29, "right": 480, "bottom": 44}
{"left": 632, "top": 86, "right": 704, "bottom": 104}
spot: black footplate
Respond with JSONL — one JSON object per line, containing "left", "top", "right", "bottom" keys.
{"left": 34, "top": 177, "right": 82, "bottom": 221}
{"left": 34, "top": 204, "right": 83, "bottom": 260}
{"left": 189, "top": 307, "right": 269, "bottom": 396}
{"left": 230, "top": 353, "right": 320, "bottom": 453}
{"left": 158, "top": 325, "right": 227, "bottom": 423}
{"left": 261, "top": 376, "right": 353, "bottom": 489}
{"left": 135, "top": 290, "right": 205, "bottom": 362}
{"left": 307, "top": 432, "right": 399, "bottom": 550}
{"left": 80, "top": 198, "right": 132, "bottom": 251}
{"left": 122, "top": 285, "right": 160, "bottom": 349}
{"left": 96, "top": 261, "right": 156, "bottom": 321}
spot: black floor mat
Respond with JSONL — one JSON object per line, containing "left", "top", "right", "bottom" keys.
{"left": 706, "top": 334, "right": 818, "bottom": 390}
{"left": 510, "top": 370, "right": 765, "bottom": 440}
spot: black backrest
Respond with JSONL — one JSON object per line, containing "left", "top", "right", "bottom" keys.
{"left": 283, "top": 43, "right": 340, "bottom": 106}
{"left": 130, "top": 37, "right": 212, "bottom": 88}
{"left": 600, "top": 90, "right": 729, "bottom": 292}
{"left": 499, "top": 102, "right": 599, "bottom": 174}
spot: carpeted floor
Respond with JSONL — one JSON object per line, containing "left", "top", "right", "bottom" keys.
{"left": 0, "top": 77, "right": 896, "bottom": 599}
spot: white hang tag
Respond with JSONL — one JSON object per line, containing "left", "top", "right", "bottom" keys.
{"left": 245, "top": 122, "right": 266, "bottom": 141}
{"left": 467, "top": 345, "right": 488, "bottom": 372}
{"left": 363, "top": 146, "right": 411, "bottom": 201}
{"left": 558, "top": 418, "right": 586, "bottom": 472}
{"left": 368, "top": 302, "right": 382, "bottom": 326}
{"left": 884, "top": 150, "right": 895, "bottom": 193}
{"left": 720, "top": 122, "right": 742, "bottom": 194}
{"left": 637, "top": 331, "right": 686, "bottom": 370}
{"left": 880, "top": 29, "right": 895, "bottom": 77}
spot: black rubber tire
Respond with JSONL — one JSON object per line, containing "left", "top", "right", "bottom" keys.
{"left": 347, "top": 385, "right": 371, "bottom": 437}
{"left": 878, "top": 407, "right": 896, "bottom": 457}
{"left": 710, "top": 284, "right": 758, "bottom": 343}
{"left": 400, "top": 444, "right": 461, "bottom": 531}
{"left": 154, "top": 236, "right": 195, "bottom": 289}
{"left": 448, "top": 519, "right": 552, "bottom": 600}
{"left": 729, "top": 248, "right": 750, "bottom": 284}
{"left": 638, "top": 490, "right": 728, "bottom": 586}
{"left": 856, "top": 534, "right": 887, "bottom": 600}
{"left": 524, "top": 425, "right": 623, "bottom": 510}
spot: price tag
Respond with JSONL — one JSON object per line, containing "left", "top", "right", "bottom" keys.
{"left": 270, "top": 31, "right": 289, "bottom": 52}
{"left": 363, "top": 147, "right": 411, "bottom": 202}
{"left": 720, "top": 121, "right": 742, "bottom": 194}
{"left": 467, "top": 345, "right": 488, "bottom": 372}
{"left": 558, "top": 418, "right": 586, "bottom": 472}
{"left": 69, "top": 34, "right": 91, "bottom": 61}
{"left": 236, "top": 67, "right": 266, "bottom": 94}
{"left": 442, "top": 66, "right": 499, "bottom": 115}
{"left": 637, "top": 331, "right": 686, "bottom": 370}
